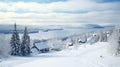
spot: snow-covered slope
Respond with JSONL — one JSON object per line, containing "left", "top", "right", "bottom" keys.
{"left": 1, "top": 42, "right": 120, "bottom": 67}
{"left": 0, "top": 24, "right": 116, "bottom": 67}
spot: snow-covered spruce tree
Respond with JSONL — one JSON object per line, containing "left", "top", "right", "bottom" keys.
{"left": 89, "top": 32, "right": 99, "bottom": 44}
{"left": 10, "top": 23, "right": 21, "bottom": 56}
{"left": 99, "top": 30, "right": 110, "bottom": 42}
{"left": 103, "top": 31, "right": 109, "bottom": 42}
{"left": 99, "top": 30, "right": 104, "bottom": 42}
{"left": 109, "top": 26, "right": 120, "bottom": 56}
{"left": 21, "top": 27, "right": 31, "bottom": 56}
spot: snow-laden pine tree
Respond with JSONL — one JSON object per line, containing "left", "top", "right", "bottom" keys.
{"left": 109, "top": 26, "right": 120, "bottom": 56}
{"left": 99, "top": 30, "right": 112, "bottom": 42}
{"left": 99, "top": 30, "right": 104, "bottom": 42}
{"left": 21, "top": 27, "right": 31, "bottom": 56}
{"left": 10, "top": 23, "right": 21, "bottom": 56}
{"left": 89, "top": 32, "right": 99, "bottom": 44}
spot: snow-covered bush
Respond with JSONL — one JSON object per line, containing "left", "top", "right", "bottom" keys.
{"left": 109, "top": 26, "right": 120, "bottom": 56}
{"left": 0, "top": 34, "right": 11, "bottom": 57}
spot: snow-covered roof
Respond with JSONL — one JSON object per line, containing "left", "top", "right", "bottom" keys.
{"left": 35, "top": 42, "right": 49, "bottom": 49}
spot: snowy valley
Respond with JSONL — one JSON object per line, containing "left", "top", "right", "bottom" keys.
{"left": 0, "top": 24, "right": 120, "bottom": 67}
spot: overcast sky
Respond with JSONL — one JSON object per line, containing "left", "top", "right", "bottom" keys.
{"left": 0, "top": 0, "right": 119, "bottom": 25}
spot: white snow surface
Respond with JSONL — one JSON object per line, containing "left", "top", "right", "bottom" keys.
{"left": 0, "top": 42, "right": 120, "bottom": 67}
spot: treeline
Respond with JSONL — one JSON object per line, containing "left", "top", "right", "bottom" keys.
{"left": 0, "top": 23, "right": 31, "bottom": 57}
{"left": 10, "top": 23, "right": 31, "bottom": 56}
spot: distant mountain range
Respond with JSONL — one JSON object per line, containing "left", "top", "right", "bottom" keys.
{"left": 0, "top": 24, "right": 114, "bottom": 34}
{"left": 0, "top": 24, "right": 64, "bottom": 34}
{"left": 84, "top": 24, "right": 114, "bottom": 29}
